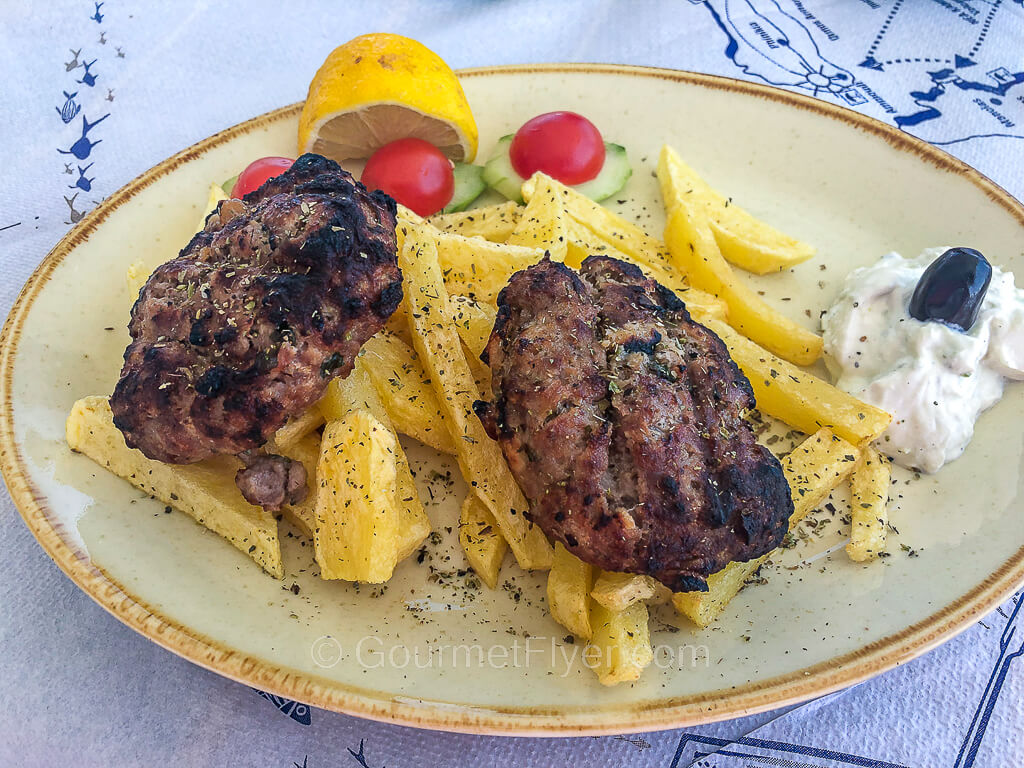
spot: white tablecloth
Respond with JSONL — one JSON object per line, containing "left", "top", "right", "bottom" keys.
{"left": 2, "top": 2, "right": 1023, "bottom": 765}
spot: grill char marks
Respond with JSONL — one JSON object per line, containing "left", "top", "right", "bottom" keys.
{"left": 477, "top": 255, "right": 793, "bottom": 592}
{"left": 111, "top": 153, "right": 401, "bottom": 465}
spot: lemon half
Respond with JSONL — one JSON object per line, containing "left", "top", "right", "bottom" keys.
{"left": 298, "top": 34, "right": 478, "bottom": 163}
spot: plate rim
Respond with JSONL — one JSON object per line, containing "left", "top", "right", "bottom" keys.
{"left": 3, "top": 62, "right": 1024, "bottom": 736}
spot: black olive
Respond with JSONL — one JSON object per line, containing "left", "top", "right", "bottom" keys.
{"left": 909, "top": 247, "right": 992, "bottom": 332}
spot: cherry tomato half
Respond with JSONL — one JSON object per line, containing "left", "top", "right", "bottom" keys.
{"left": 361, "top": 138, "right": 454, "bottom": 217}
{"left": 509, "top": 111, "right": 605, "bottom": 186}
{"left": 233, "top": 156, "right": 295, "bottom": 198}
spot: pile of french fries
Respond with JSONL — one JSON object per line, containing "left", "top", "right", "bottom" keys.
{"left": 67, "top": 143, "right": 895, "bottom": 686}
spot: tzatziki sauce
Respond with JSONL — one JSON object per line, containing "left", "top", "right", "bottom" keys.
{"left": 822, "top": 247, "right": 1024, "bottom": 473}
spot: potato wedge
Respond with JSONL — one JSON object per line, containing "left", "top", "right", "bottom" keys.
{"left": 359, "top": 333, "right": 456, "bottom": 455}
{"left": 525, "top": 172, "right": 675, "bottom": 276}
{"left": 314, "top": 411, "right": 400, "bottom": 582}
{"left": 658, "top": 145, "right": 815, "bottom": 274}
{"left": 282, "top": 426, "right": 428, "bottom": 564}
{"left": 398, "top": 222, "right": 553, "bottom": 570}
{"left": 547, "top": 542, "right": 595, "bottom": 639}
{"left": 66, "top": 396, "right": 283, "bottom": 578}
{"left": 588, "top": 601, "right": 654, "bottom": 686}
{"left": 429, "top": 200, "right": 522, "bottom": 242}
{"left": 383, "top": 307, "right": 415, "bottom": 348}
{"left": 459, "top": 493, "right": 508, "bottom": 589}
{"left": 196, "top": 182, "right": 228, "bottom": 232}
{"left": 433, "top": 229, "right": 546, "bottom": 304}
{"left": 396, "top": 204, "right": 426, "bottom": 225}
{"left": 591, "top": 571, "right": 668, "bottom": 612}
{"left": 463, "top": 344, "right": 492, "bottom": 399}
{"left": 700, "top": 317, "right": 891, "bottom": 446}
{"left": 320, "top": 361, "right": 432, "bottom": 562}
{"left": 673, "top": 428, "right": 860, "bottom": 627}
{"left": 275, "top": 431, "right": 320, "bottom": 540}
{"left": 507, "top": 173, "right": 571, "bottom": 262}
{"left": 665, "top": 205, "right": 823, "bottom": 365}
{"left": 450, "top": 296, "right": 497, "bottom": 395}
{"left": 272, "top": 405, "right": 325, "bottom": 452}
{"left": 846, "top": 447, "right": 891, "bottom": 562}
{"left": 565, "top": 219, "right": 729, "bottom": 321}
{"left": 450, "top": 295, "right": 497, "bottom": 359}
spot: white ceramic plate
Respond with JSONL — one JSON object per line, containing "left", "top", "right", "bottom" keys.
{"left": 3, "top": 65, "right": 1024, "bottom": 735}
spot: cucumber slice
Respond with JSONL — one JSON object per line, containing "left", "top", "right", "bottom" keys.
{"left": 442, "top": 162, "right": 487, "bottom": 213}
{"left": 572, "top": 143, "right": 631, "bottom": 201}
{"left": 221, "top": 174, "right": 238, "bottom": 197}
{"left": 482, "top": 136, "right": 632, "bottom": 203}
{"left": 482, "top": 135, "right": 523, "bottom": 202}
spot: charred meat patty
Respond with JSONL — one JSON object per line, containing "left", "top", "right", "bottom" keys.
{"left": 111, "top": 154, "right": 402, "bottom": 480}
{"left": 475, "top": 255, "right": 792, "bottom": 592}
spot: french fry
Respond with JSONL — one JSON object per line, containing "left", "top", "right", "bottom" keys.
{"left": 272, "top": 405, "right": 325, "bottom": 452}
{"left": 196, "top": 182, "right": 228, "bottom": 232}
{"left": 429, "top": 200, "right": 522, "bottom": 242}
{"left": 547, "top": 542, "right": 595, "bottom": 639}
{"left": 657, "top": 145, "right": 815, "bottom": 274}
{"left": 673, "top": 428, "right": 860, "bottom": 627}
{"left": 846, "top": 447, "right": 891, "bottom": 562}
{"left": 566, "top": 219, "right": 728, "bottom": 321}
{"left": 665, "top": 205, "right": 823, "bottom": 365}
{"left": 320, "top": 362, "right": 432, "bottom": 562}
{"left": 700, "top": 317, "right": 891, "bottom": 446}
{"left": 433, "top": 229, "right": 545, "bottom": 303}
{"left": 450, "top": 296, "right": 497, "bottom": 395}
{"left": 275, "top": 431, "right": 321, "bottom": 540}
{"left": 507, "top": 173, "right": 571, "bottom": 262}
{"left": 398, "top": 221, "right": 554, "bottom": 570}
{"left": 524, "top": 171, "right": 730, "bottom": 323}
{"left": 125, "top": 259, "right": 148, "bottom": 297}
{"left": 591, "top": 571, "right": 669, "bottom": 612}
{"left": 463, "top": 345, "right": 492, "bottom": 399}
{"left": 525, "top": 170, "right": 722, "bottom": 330}
{"left": 314, "top": 411, "right": 399, "bottom": 582}
{"left": 360, "top": 333, "right": 456, "bottom": 455}
{"left": 277, "top": 429, "right": 428, "bottom": 562}
{"left": 450, "top": 295, "right": 497, "bottom": 359}
{"left": 66, "top": 396, "right": 283, "bottom": 578}
{"left": 396, "top": 204, "right": 426, "bottom": 225}
{"left": 459, "top": 494, "right": 508, "bottom": 589}
{"left": 588, "top": 601, "right": 654, "bottom": 686}
{"left": 383, "top": 307, "right": 415, "bottom": 349}
{"left": 524, "top": 172, "right": 674, "bottom": 276}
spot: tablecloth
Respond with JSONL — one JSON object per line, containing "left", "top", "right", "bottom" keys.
{"left": 2, "top": 2, "right": 1023, "bottom": 766}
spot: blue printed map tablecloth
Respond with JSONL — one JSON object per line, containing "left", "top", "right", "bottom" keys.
{"left": 2, "top": 2, "right": 1023, "bottom": 766}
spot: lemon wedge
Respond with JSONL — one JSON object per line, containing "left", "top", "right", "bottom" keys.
{"left": 298, "top": 33, "right": 478, "bottom": 163}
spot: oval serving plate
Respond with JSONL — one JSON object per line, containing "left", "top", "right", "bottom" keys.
{"left": 3, "top": 64, "right": 1024, "bottom": 736}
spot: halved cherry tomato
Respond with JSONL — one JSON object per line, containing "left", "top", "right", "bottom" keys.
{"left": 509, "top": 111, "right": 605, "bottom": 186}
{"left": 361, "top": 138, "right": 455, "bottom": 217}
{"left": 233, "top": 156, "right": 295, "bottom": 197}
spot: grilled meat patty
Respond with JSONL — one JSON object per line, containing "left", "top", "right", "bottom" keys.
{"left": 111, "top": 154, "right": 402, "bottom": 490}
{"left": 475, "top": 255, "right": 792, "bottom": 592}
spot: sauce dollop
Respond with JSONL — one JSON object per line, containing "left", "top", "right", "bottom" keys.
{"left": 822, "top": 247, "right": 1024, "bottom": 473}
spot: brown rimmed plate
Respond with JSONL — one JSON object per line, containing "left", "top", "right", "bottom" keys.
{"left": 3, "top": 64, "right": 1024, "bottom": 735}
